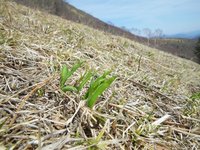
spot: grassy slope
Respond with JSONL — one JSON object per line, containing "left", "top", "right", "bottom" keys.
{"left": 0, "top": 1, "right": 200, "bottom": 149}
{"left": 13, "top": 0, "right": 199, "bottom": 63}
{"left": 13, "top": 0, "right": 145, "bottom": 42}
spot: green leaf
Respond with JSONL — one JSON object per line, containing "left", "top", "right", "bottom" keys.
{"left": 85, "top": 70, "right": 111, "bottom": 99}
{"left": 77, "top": 70, "right": 93, "bottom": 91}
{"left": 191, "top": 92, "right": 200, "bottom": 100}
{"left": 60, "top": 61, "right": 83, "bottom": 90}
{"left": 91, "top": 70, "right": 112, "bottom": 89}
{"left": 69, "top": 61, "right": 83, "bottom": 77}
{"left": 61, "top": 86, "right": 78, "bottom": 92}
{"left": 60, "top": 65, "right": 69, "bottom": 88}
{"left": 87, "top": 76, "right": 116, "bottom": 108}
{"left": 84, "top": 77, "right": 95, "bottom": 99}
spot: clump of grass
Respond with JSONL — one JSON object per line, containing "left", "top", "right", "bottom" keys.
{"left": 60, "top": 62, "right": 116, "bottom": 108}
{"left": 190, "top": 92, "right": 200, "bottom": 100}
{"left": 183, "top": 92, "right": 200, "bottom": 116}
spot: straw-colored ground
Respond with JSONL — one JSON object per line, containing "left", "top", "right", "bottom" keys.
{"left": 0, "top": 1, "right": 200, "bottom": 149}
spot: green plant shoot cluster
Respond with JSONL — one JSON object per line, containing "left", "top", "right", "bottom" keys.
{"left": 60, "top": 61, "right": 116, "bottom": 108}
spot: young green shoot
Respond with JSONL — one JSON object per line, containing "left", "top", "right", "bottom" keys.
{"left": 84, "top": 70, "right": 112, "bottom": 99}
{"left": 76, "top": 70, "right": 93, "bottom": 92}
{"left": 60, "top": 62, "right": 116, "bottom": 108}
{"left": 86, "top": 71, "right": 116, "bottom": 108}
{"left": 60, "top": 61, "right": 83, "bottom": 92}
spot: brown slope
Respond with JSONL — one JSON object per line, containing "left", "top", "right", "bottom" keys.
{"left": 13, "top": 0, "right": 199, "bottom": 63}
{"left": 13, "top": 0, "right": 146, "bottom": 42}
{"left": 1, "top": 1, "right": 200, "bottom": 149}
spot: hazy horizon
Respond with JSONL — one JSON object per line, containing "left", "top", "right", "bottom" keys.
{"left": 67, "top": 0, "right": 200, "bottom": 35}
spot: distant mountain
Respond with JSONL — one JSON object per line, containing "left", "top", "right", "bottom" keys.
{"left": 167, "top": 30, "right": 200, "bottom": 39}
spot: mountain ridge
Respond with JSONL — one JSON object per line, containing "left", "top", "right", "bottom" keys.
{"left": 167, "top": 30, "right": 200, "bottom": 39}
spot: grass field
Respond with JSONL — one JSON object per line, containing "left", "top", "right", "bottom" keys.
{"left": 0, "top": 1, "right": 200, "bottom": 149}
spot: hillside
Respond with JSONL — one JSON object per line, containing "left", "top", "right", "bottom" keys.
{"left": 13, "top": 0, "right": 145, "bottom": 42}
{"left": 13, "top": 0, "right": 199, "bottom": 63}
{"left": 153, "top": 38, "right": 197, "bottom": 61}
{"left": 0, "top": 1, "right": 200, "bottom": 149}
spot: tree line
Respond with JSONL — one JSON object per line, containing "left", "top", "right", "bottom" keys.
{"left": 119, "top": 26, "right": 164, "bottom": 45}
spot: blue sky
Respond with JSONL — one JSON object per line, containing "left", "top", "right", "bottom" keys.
{"left": 67, "top": 0, "right": 200, "bottom": 35}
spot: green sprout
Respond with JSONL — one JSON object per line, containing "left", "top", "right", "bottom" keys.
{"left": 76, "top": 70, "right": 93, "bottom": 92}
{"left": 60, "top": 61, "right": 116, "bottom": 108}
{"left": 85, "top": 71, "right": 116, "bottom": 108}
{"left": 84, "top": 70, "right": 111, "bottom": 99}
{"left": 60, "top": 61, "right": 83, "bottom": 92}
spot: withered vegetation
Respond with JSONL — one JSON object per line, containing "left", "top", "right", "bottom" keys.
{"left": 0, "top": 1, "right": 200, "bottom": 149}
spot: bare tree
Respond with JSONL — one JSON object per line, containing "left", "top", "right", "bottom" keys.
{"left": 143, "top": 28, "right": 152, "bottom": 45}
{"left": 153, "top": 29, "right": 163, "bottom": 45}
{"left": 154, "top": 29, "right": 163, "bottom": 38}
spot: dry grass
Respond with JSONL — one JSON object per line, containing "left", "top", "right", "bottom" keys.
{"left": 0, "top": 1, "right": 200, "bottom": 149}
